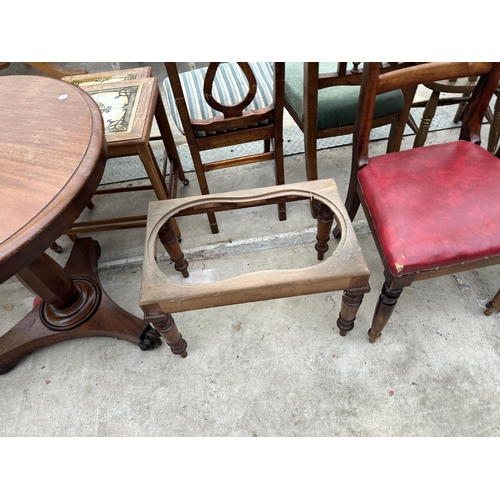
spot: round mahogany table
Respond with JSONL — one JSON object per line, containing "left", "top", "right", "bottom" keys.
{"left": 0, "top": 75, "right": 160, "bottom": 375}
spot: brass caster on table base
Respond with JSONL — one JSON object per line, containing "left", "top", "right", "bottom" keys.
{"left": 138, "top": 326, "right": 162, "bottom": 351}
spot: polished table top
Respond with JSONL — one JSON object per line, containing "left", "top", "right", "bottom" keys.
{"left": 0, "top": 75, "right": 107, "bottom": 283}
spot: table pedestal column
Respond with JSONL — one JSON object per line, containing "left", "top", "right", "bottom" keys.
{"left": 0, "top": 237, "right": 160, "bottom": 375}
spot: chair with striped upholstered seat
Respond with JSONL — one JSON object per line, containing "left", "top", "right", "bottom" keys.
{"left": 163, "top": 62, "right": 285, "bottom": 234}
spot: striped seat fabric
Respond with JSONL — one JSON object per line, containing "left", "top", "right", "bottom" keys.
{"left": 164, "top": 62, "right": 274, "bottom": 137}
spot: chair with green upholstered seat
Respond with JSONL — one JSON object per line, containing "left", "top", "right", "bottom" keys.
{"left": 284, "top": 63, "right": 416, "bottom": 193}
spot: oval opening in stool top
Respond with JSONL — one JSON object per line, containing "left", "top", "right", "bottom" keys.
{"left": 139, "top": 181, "right": 371, "bottom": 313}
{"left": 148, "top": 185, "right": 350, "bottom": 286}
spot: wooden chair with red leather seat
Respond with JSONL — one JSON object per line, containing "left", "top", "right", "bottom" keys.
{"left": 345, "top": 61, "right": 500, "bottom": 342}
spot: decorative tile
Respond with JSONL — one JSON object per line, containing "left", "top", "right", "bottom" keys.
{"left": 87, "top": 84, "right": 144, "bottom": 135}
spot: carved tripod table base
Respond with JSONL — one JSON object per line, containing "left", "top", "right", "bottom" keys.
{"left": 0, "top": 237, "right": 161, "bottom": 375}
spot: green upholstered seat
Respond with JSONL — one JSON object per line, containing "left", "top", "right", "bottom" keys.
{"left": 164, "top": 62, "right": 274, "bottom": 138}
{"left": 284, "top": 62, "right": 405, "bottom": 130}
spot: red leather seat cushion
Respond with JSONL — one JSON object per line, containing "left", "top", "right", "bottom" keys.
{"left": 358, "top": 140, "right": 500, "bottom": 277}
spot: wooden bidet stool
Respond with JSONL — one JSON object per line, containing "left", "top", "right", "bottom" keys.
{"left": 139, "top": 179, "right": 371, "bottom": 358}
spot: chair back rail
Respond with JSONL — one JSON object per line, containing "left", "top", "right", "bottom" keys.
{"left": 354, "top": 62, "right": 500, "bottom": 169}
{"left": 377, "top": 62, "right": 494, "bottom": 95}
{"left": 317, "top": 62, "right": 415, "bottom": 89}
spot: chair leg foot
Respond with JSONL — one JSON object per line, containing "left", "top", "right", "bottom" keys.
{"left": 485, "top": 288, "right": 500, "bottom": 316}
{"left": 278, "top": 203, "right": 287, "bottom": 221}
{"left": 368, "top": 328, "right": 381, "bottom": 343}
{"left": 368, "top": 283, "right": 403, "bottom": 342}
{"left": 50, "top": 242, "right": 63, "bottom": 253}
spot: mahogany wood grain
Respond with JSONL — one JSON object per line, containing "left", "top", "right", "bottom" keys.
{"left": 0, "top": 75, "right": 106, "bottom": 282}
{"left": 0, "top": 238, "right": 161, "bottom": 374}
{"left": 0, "top": 76, "right": 161, "bottom": 374}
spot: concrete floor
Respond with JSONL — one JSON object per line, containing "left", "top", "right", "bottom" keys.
{"left": 1, "top": 63, "right": 500, "bottom": 437}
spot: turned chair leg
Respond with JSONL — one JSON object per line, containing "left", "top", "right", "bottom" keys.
{"left": 487, "top": 94, "right": 500, "bottom": 154}
{"left": 49, "top": 242, "right": 63, "bottom": 253}
{"left": 158, "top": 219, "right": 189, "bottom": 278}
{"left": 304, "top": 132, "right": 321, "bottom": 218}
{"left": 337, "top": 287, "right": 370, "bottom": 336}
{"left": 315, "top": 203, "right": 334, "bottom": 260}
{"left": 413, "top": 90, "right": 440, "bottom": 148}
{"left": 485, "top": 288, "right": 500, "bottom": 316}
{"left": 271, "top": 136, "right": 287, "bottom": 222}
{"left": 368, "top": 283, "right": 404, "bottom": 343}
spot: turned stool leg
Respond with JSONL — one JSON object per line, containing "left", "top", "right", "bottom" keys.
{"left": 146, "top": 312, "right": 187, "bottom": 358}
{"left": 485, "top": 288, "right": 500, "bottom": 316}
{"left": 315, "top": 203, "right": 334, "bottom": 261}
{"left": 158, "top": 219, "right": 189, "bottom": 278}
{"left": 368, "top": 283, "right": 403, "bottom": 343}
{"left": 337, "top": 286, "right": 370, "bottom": 336}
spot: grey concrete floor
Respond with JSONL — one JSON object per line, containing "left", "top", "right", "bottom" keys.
{"left": 1, "top": 63, "right": 500, "bottom": 438}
